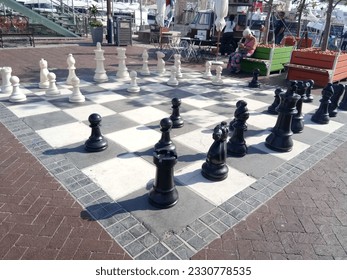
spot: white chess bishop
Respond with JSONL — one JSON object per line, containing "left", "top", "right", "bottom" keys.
{"left": 66, "top": 53, "right": 77, "bottom": 85}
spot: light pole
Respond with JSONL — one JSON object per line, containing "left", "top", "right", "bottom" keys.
{"left": 107, "top": 0, "right": 113, "bottom": 44}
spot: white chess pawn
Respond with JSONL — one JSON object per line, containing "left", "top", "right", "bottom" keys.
{"left": 174, "top": 54, "right": 183, "bottom": 78}
{"left": 116, "top": 47, "right": 130, "bottom": 79}
{"left": 167, "top": 66, "right": 179, "bottom": 86}
{"left": 39, "top": 58, "right": 49, "bottom": 89}
{"left": 140, "top": 49, "right": 150, "bottom": 76}
{"left": 66, "top": 53, "right": 77, "bottom": 85}
{"left": 94, "top": 42, "right": 108, "bottom": 83}
{"left": 9, "top": 76, "right": 26, "bottom": 103}
{"left": 69, "top": 76, "right": 85, "bottom": 103}
{"left": 1, "top": 66, "right": 13, "bottom": 94}
{"left": 46, "top": 72, "right": 61, "bottom": 96}
{"left": 156, "top": 51, "right": 166, "bottom": 75}
{"left": 203, "top": 61, "right": 213, "bottom": 79}
{"left": 212, "top": 65, "right": 223, "bottom": 86}
{"left": 127, "top": 70, "right": 140, "bottom": 93}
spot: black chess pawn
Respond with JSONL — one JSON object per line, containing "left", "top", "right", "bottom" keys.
{"left": 302, "top": 79, "right": 314, "bottom": 103}
{"left": 154, "top": 118, "right": 176, "bottom": 154}
{"left": 291, "top": 81, "right": 305, "bottom": 134}
{"left": 170, "top": 97, "right": 184, "bottom": 128}
{"left": 201, "top": 121, "right": 229, "bottom": 181}
{"left": 268, "top": 87, "right": 285, "bottom": 115}
{"left": 329, "top": 84, "right": 345, "bottom": 117}
{"left": 248, "top": 68, "right": 261, "bottom": 88}
{"left": 85, "top": 113, "right": 108, "bottom": 152}
{"left": 265, "top": 81, "right": 300, "bottom": 152}
{"left": 338, "top": 84, "right": 347, "bottom": 111}
{"left": 311, "top": 83, "right": 334, "bottom": 124}
{"left": 148, "top": 149, "right": 178, "bottom": 208}
{"left": 229, "top": 100, "right": 248, "bottom": 132}
{"left": 227, "top": 100, "right": 249, "bottom": 157}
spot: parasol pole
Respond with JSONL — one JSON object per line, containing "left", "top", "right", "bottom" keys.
{"left": 216, "top": 29, "right": 221, "bottom": 60}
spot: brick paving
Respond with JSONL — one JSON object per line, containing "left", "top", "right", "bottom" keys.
{"left": 1, "top": 38, "right": 347, "bottom": 260}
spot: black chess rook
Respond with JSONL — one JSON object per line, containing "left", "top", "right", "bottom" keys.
{"left": 148, "top": 150, "right": 178, "bottom": 209}
{"left": 265, "top": 81, "right": 300, "bottom": 152}
{"left": 170, "top": 97, "right": 184, "bottom": 128}
{"left": 201, "top": 121, "right": 229, "bottom": 181}
{"left": 85, "top": 113, "right": 108, "bottom": 152}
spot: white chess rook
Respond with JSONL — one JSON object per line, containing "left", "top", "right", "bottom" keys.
{"left": 94, "top": 42, "right": 108, "bottom": 83}
{"left": 69, "top": 76, "right": 85, "bottom": 103}
{"left": 1, "top": 66, "right": 13, "bottom": 94}
{"left": 156, "top": 51, "right": 166, "bottom": 75}
{"left": 9, "top": 76, "right": 26, "bottom": 103}
{"left": 167, "top": 66, "right": 179, "bottom": 86}
{"left": 116, "top": 47, "right": 130, "bottom": 79}
{"left": 46, "top": 72, "right": 61, "bottom": 96}
{"left": 39, "top": 58, "right": 49, "bottom": 89}
{"left": 140, "top": 49, "right": 150, "bottom": 76}
{"left": 212, "top": 65, "right": 223, "bottom": 86}
{"left": 127, "top": 70, "right": 140, "bottom": 93}
{"left": 66, "top": 53, "right": 77, "bottom": 85}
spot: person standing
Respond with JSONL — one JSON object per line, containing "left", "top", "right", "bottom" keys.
{"left": 274, "top": 11, "right": 286, "bottom": 45}
{"left": 341, "top": 31, "right": 347, "bottom": 50}
{"left": 220, "top": 15, "right": 236, "bottom": 56}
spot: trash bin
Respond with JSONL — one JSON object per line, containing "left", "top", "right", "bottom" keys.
{"left": 113, "top": 16, "right": 132, "bottom": 46}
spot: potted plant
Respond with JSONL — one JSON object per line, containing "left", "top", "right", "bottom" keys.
{"left": 286, "top": 0, "right": 347, "bottom": 86}
{"left": 88, "top": 4, "right": 104, "bottom": 45}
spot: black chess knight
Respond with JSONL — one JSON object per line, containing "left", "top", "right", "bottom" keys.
{"left": 268, "top": 87, "right": 285, "bottom": 115}
{"left": 201, "top": 121, "right": 229, "bottom": 181}
{"left": 311, "top": 83, "right": 334, "bottom": 124}
{"left": 85, "top": 113, "right": 108, "bottom": 152}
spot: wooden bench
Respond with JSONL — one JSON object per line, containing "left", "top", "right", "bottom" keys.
{"left": 0, "top": 15, "right": 35, "bottom": 48}
{"left": 240, "top": 45, "right": 293, "bottom": 76}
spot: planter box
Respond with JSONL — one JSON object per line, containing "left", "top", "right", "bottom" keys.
{"left": 287, "top": 49, "right": 347, "bottom": 87}
{"left": 283, "top": 36, "right": 312, "bottom": 48}
{"left": 241, "top": 46, "right": 293, "bottom": 76}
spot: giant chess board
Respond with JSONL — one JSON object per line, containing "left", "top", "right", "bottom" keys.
{"left": 1, "top": 68, "right": 347, "bottom": 260}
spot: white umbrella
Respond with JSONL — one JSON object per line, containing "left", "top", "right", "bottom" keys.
{"left": 214, "top": 0, "right": 228, "bottom": 58}
{"left": 156, "top": 0, "right": 166, "bottom": 28}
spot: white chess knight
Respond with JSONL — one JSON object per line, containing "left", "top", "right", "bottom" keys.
{"left": 167, "top": 66, "right": 179, "bottom": 86}
{"left": 66, "top": 53, "right": 77, "bottom": 85}
{"left": 1, "top": 66, "right": 13, "bottom": 94}
{"left": 212, "top": 65, "right": 223, "bottom": 85}
{"left": 203, "top": 61, "right": 213, "bottom": 79}
{"left": 156, "top": 51, "right": 166, "bottom": 75}
{"left": 39, "top": 58, "right": 50, "bottom": 89}
{"left": 140, "top": 49, "right": 150, "bottom": 76}
{"left": 69, "top": 76, "right": 85, "bottom": 103}
{"left": 127, "top": 70, "right": 140, "bottom": 93}
{"left": 94, "top": 42, "right": 108, "bottom": 83}
{"left": 116, "top": 47, "right": 130, "bottom": 79}
{"left": 174, "top": 54, "right": 183, "bottom": 78}
{"left": 46, "top": 72, "right": 61, "bottom": 96}
{"left": 9, "top": 76, "right": 26, "bottom": 103}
